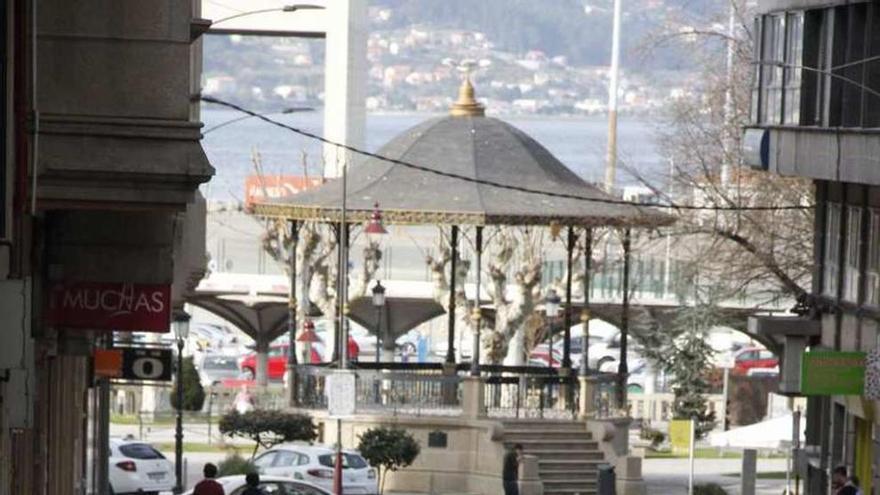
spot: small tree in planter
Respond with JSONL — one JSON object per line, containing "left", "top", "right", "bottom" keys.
{"left": 170, "top": 357, "right": 205, "bottom": 411}
{"left": 219, "top": 409, "right": 317, "bottom": 458}
{"left": 357, "top": 427, "right": 420, "bottom": 494}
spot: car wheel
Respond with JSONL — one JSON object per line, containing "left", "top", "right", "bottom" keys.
{"left": 242, "top": 367, "right": 255, "bottom": 380}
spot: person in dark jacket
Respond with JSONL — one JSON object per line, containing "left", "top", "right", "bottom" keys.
{"left": 192, "top": 463, "right": 224, "bottom": 495}
{"left": 240, "top": 472, "right": 263, "bottom": 495}
{"left": 502, "top": 443, "right": 524, "bottom": 495}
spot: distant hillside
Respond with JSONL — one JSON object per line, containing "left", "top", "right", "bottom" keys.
{"left": 372, "top": 0, "right": 725, "bottom": 69}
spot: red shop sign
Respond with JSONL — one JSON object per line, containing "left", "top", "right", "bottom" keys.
{"left": 47, "top": 282, "right": 171, "bottom": 332}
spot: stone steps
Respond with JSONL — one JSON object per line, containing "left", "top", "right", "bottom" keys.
{"left": 501, "top": 420, "right": 603, "bottom": 495}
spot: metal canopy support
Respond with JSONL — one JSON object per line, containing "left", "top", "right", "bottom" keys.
{"left": 287, "top": 220, "right": 300, "bottom": 407}
{"left": 563, "top": 226, "right": 575, "bottom": 369}
{"left": 617, "top": 228, "right": 631, "bottom": 409}
{"left": 470, "top": 226, "right": 484, "bottom": 376}
{"left": 580, "top": 229, "right": 593, "bottom": 377}
{"left": 447, "top": 225, "right": 459, "bottom": 364}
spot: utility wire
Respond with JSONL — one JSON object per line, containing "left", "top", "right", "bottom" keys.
{"left": 201, "top": 95, "right": 813, "bottom": 212}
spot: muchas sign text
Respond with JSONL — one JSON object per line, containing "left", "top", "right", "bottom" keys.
{"left": 48, "top": 282, "right": 171, "bottom": 332}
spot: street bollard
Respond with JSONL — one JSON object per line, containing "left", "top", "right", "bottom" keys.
{"left": 741, "top": 449, "right": 757, "bottom": 495}
{"left": 598, "top": 463, "right": 616, "bottom": 495}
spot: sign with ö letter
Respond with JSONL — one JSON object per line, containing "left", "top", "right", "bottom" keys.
{"left": 94, "top": 347, "right": 173, "bottom": 382}
{"left": 48, "top": 282, "right": 171, "bottom": 332}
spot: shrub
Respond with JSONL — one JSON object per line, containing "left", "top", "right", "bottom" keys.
{"left": 694, "top": 483, "right": 729, "bottom": 495}
{"left": 640, "top": 427, "right": 666, "bottom": 449}
{"left": 170, "top": 356, "right": 205, "bottom": 411}
{"left": 357, "top": 427, "right": 420, "bottom": 494}
{"left": 217, "top": 453, "right": 256, "bottom": 477}
{"left": 218, "top": 409, "right": 317, "bottom": 458}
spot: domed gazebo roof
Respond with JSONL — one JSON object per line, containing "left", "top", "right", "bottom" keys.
{"left": 255, "top": 80, "right": 671, "bottom": 228}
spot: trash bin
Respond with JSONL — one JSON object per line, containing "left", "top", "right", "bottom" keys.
{"left": 597, "top": 463, "right": 616, "bottom": 495}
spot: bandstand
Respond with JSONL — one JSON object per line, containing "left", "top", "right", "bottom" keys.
{"left": 253, "top": 79, "right": 672, "bottom": 495}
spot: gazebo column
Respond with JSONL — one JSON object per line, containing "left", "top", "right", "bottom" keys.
{"left": 579, "top": 228, "right": 594, "bottom": 419}
{"left": 563, "top": 226, "right": 575, "bottom": 369}
{"left": 446, "top": 225, "right": 459, "bottom": 365}
{"left": 617, "top": 228, "right": 631, "bottom": 410}
{"left": 470, "top": 226, "right": 484, "bottom": 376}
{"left": 287, "top": 220, "right": 300, "bottom": 407}
{"left": 580, "top": 228, "right": 593, "bottom": 377}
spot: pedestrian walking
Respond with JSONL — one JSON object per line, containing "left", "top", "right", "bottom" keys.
{"left": 241, "top": 472, "right": 263, "bottom": 495}
{"left": 192, "top": 463, "right": 224, "bottom": 495}
{"left": 502, "top": 443, "right": 524, "bottom": 495}
{"left": 832, "top": 466, "right": 858, "bottom": 495}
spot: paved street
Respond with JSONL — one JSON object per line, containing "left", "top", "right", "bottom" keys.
{"left": 644, "top": 458, "right": 789, "bottom": 495}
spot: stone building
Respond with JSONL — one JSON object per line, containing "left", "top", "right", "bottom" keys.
{"left": 0, "top": 1, "right": 212, "bottom": 493}
{"left": 745, "top": 1, "right": 880, "bottom": 493}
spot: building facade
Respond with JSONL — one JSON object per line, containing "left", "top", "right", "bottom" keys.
{"left": 0, "top": 1, "right": 212, "bottom": 493}
{"left": 746, "top": 1, "right": 880, "bottom": 493}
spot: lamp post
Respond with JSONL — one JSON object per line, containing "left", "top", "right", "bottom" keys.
{"left": 544, "top": 290, "right": 561, "bottom": 368}
{"left": 210, "top": 4, "right": 325, "bottom": 27}
{"left": 172, "top": 310, "right": 191, "bottom": 494}
{"left": 371, "top": 281, "right": 386, "bottom": 363}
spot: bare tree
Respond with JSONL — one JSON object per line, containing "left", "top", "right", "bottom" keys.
{"left": 632, "top": 0, "right": 812, "bottom": 307}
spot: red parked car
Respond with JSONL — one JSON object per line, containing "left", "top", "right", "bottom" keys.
{"left": 732, "top": 347, "right": 778, "bottom": 376}
{"left": 240, "top": 343, "right": 323, "bottom": 381}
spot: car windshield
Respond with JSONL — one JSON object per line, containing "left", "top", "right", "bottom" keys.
{"left": 317, "top": 453, "right": 368, "bottom": 469}
{"left": 204, "top": 357, "right": 238, "bottom": 370}
{"left": 118, "top": 443, "right": 164, "bottom": 460}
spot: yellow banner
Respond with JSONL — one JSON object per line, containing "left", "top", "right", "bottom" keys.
{"left": 669, "top": 419, "right": 693, "bottom": 454}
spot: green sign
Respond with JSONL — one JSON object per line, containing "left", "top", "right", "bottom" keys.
{"left": 801, "top": 351, "right": 866, "bottom": 396}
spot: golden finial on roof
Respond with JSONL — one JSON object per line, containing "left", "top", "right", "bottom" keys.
{"left": 450, "top": 74, "right": 485, "bottom": 117}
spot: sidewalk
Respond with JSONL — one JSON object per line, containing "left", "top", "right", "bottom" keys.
{"left": 644, "top": 458, "right": 789, "bottom": 495}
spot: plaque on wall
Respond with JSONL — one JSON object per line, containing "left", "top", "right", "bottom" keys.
{"left": 428, "top": 430, "right": 448, "bottom": 449}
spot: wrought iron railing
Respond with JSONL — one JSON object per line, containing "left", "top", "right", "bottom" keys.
{"left": 482, "top": 367, "right": 579, "bottom": 420}
{"left": 293, "top": 364, "right": 462, "bottom": 417}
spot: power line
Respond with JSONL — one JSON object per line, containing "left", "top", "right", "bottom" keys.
{"left": 200, "top": 95, "right": 813, "bottom": 212}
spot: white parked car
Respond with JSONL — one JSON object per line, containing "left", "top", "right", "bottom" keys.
{"left": 183, "top": 475, "right": 330, "bottom": 495}
{"left": 109, "top": 438, "right": 174, "bottom": 494}
{"left": 253, "top": 444, "right": 378, "bottom": 495}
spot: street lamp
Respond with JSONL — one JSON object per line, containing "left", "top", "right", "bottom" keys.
{"left": 172, "top": 310, "right": 191, "bottom": 494}
{"left": 371, "top": 281, "right": 386, "bottom": 363}
{"left": 203, "top": 107, "right": 314, "bottom": 134}
{"left": 544, "top": 290, "right": 561, "bottom": 368}
{"left": 210, "top": 4, "right": 325, "bottom": 27}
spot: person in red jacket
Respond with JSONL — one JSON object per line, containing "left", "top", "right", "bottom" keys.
{"left": 347, "top": 335, "right": 360, "bottom": 362}
{"left": 192, "top": 463, "right": 224, "bottom": 495}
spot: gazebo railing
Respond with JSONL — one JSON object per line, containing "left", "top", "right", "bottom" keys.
{"left": 294, "top": 364, "right": 462, "bottom": 416}
{"left": 293, "top": 363, "right": 624, "bottom": 420}
{"left": 483, "top": 370, "right": 579, "bottom": 420}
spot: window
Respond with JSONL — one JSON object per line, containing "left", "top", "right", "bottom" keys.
{"left": 118, "top": 443, "right": 165, "bottom": 460}
{"left": 783, "top": 12, "right": 804, "bottom": 124}
{"left": 843, "top": 206, "right": 863, "bottom": 302}
{"left": 761, "top": 14, "right": 786, "bottom": 124}
{"left": 865, "top": 210, "right": 880, "bottom": 305}
{"left": 273, "top": 450, "right": 298, "bottom": 467}
{"left": 253, "top": 452, "right": 278, "bottom": 469}
{"left": 318, "top": 453, "right": 368, "bottom": 469}
{"left": 824, "top": 203, "right": 842, "bottom": 296}
{"left": 752, "top": 5, "right": 880, "bottom": 129}
{"left": 282, "top": 482, "right": 327, "bottom": 495}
